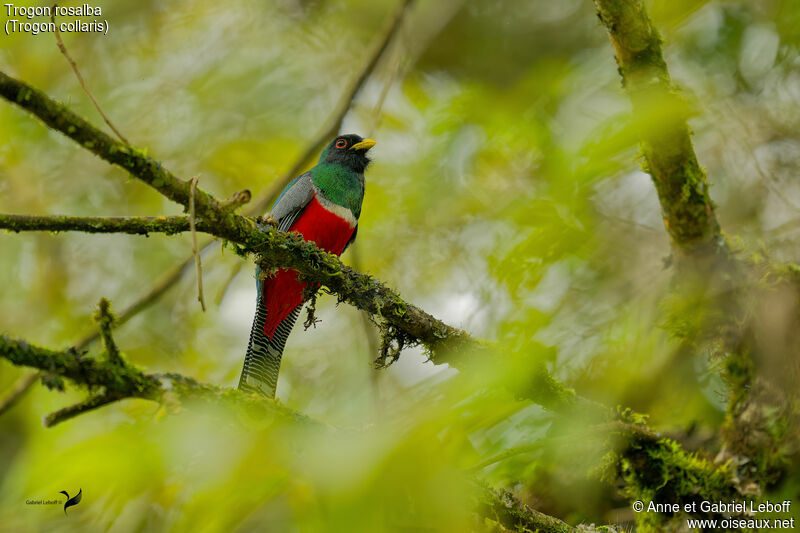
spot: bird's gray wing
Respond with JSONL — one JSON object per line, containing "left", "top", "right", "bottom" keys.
{"left": 271, "top": 172, "right": 314, "bottom": 231}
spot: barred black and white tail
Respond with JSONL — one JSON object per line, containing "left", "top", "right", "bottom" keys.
{"left": 238, "top": 297, "right": 300, "bottom": 398}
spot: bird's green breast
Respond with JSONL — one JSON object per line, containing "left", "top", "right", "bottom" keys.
{"left": 310, "top": 163, "right": 365, "bottom": 219}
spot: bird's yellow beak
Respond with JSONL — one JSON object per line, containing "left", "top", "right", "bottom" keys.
{"left": 350, "top": 139, "right": 376, "bottom": 151}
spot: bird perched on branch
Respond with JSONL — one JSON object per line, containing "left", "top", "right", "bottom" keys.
{"left": 238, "top": 134, "right": 375, "bottom": 398}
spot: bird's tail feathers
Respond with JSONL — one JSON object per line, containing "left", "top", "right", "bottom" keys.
{"left": 238, "top": 297, "right": 300, "bottom": 399}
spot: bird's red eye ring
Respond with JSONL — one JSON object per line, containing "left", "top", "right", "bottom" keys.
{"left": 335, "top": 138, "right": 347, "bottom": 149}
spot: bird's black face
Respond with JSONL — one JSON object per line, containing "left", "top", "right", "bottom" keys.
{"left": 323, "top": 134, "right": 376, "bottom": 174}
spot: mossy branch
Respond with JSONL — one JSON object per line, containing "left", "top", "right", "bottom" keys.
{"left": 43, "top": 390, "right": 124, "bottom": 427}
{"left": 0, "top": 213, "right": 197, "bottom": 235}
{"left": 593, "top": 0, "right": 721, "bottom": 255}
{"left": 475, "top": 481, "right": 597, "bottom": 533}
{"left": 94, "top": 298, "right": 122, "bottom": 366}
{"left": 0, "top": 333, "right": 315, "bottom": 428}
{"left": 0, "top": 344, "right": 587, "bottom": 533}
{"left": 0, "top": 212, "right": 477, "bottom": 360}
{"left": 594, "top": 0, "right": 798, "bottom": 502}
{"left": 608, "top": 420, "right": 745, "bottom": 527}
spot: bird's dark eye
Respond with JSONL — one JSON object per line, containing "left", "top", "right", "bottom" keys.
{"left": 335, "top": 138, "right": 347, "bottom": 149}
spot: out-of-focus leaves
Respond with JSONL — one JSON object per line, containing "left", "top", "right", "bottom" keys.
{"left": 1, "top": 0, "right": 800, "bottom": 530}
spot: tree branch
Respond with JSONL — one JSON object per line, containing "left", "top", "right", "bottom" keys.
{"left": 0, "top": 334, "right": 316, "bottom": 427}
{"left": 475, "top": 481, "right": 592, "bottom": 533}
{"left": 593, "top": 0, "right": 721, "bottom": 255}
{"left": 591, "top": 0, "right": 799, "bottom": 518}
{"left": 43, "top": 390, "right": 124, "bottom": 427}
{"left": 0, "top": 213, "right": 196, "bottom": 235}
{"left": 94, "top": 298, "right": 122, "bottom": 366}
{"left": 0, "top": 333, "right": 588, "bottom": 530}
{"left": 51, "top": 3, "right": 129, "bottom": 145}
{"left": 0, "top": 207, "right": 477, "bottom": 358}
{"left": 0, "top": 71, "right": 255, "bottom": 242}
{"left": 0, "top": 371, "right": 39, "bottom": 417}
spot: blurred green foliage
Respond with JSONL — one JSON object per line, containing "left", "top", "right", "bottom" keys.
{"left": 1, "top": 0, "right": 799, "bottom": 530}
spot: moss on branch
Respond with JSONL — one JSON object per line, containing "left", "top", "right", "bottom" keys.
{"left": 0, "top": 333, "right": 313, "bottom": 427}
{"left": 0, "top": 213, "right": 197, "bottom": 236}
{"left": 608, "top": 421, "right": 744, "bottom": 529}
{"left": 43, "top": 390, "right": 125, "bottom": 427}
{"left": 592, "top": 0, "right": 721, "bottom": 254}
{"left": 474, "top": 481, "right": 594, "bottom": 533}
{"left": 0, "top": 209, "right": 479, "bottom": 361}
{"left": 0, "top": 334, "right": 157, "bottom": 394}
{"left": 591, "top": 0, "right": 800, "bottom": 516}
{"left": 253, "top": 236, "right": 478, "bottom": 363}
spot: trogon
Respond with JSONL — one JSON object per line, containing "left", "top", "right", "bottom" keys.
{"left": 238, "top": 134, "right": 375, "bottom": 398}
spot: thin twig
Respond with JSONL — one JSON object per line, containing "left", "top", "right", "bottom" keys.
{"left": 0, "top": 371, "right": 39, "bottom": 416}
{"left": 245, "top": 0, "right": 415, "bottom": 217}
{"left": 51, "top": 4, "right": 129, "bottom": 145}
{"left": 366, "top": 30, "right": 406, "bottom": 138}
{"left": 215, "top": 261, "right": 244, "bottom": 306}
{"left": 189, "top": 176, "right": 206, "bottom": 312}
{"left": 465, "top": 443, "right": 542, "bottom": 474}
{"left": 71, "top": 256, "right": 195, "bottom": 348}
{"left": 220, "top": 189, "right": 252, "bottom": 211}
{"left": 94, "top": 298, "right": 123, "bottom": 365}
{"left": 43, "top": 391, "right": 123, "bottom": 427}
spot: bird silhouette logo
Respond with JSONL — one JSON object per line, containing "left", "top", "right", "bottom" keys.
{"left": 59, "top": 489, "right": 82, "bottom": 515}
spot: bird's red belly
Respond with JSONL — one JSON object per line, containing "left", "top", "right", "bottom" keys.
{"left": 288, "top": 197, "right": 355, "bottom": 255}
{"left": 262, "top": 196, "right": 355, "bottom": 338}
